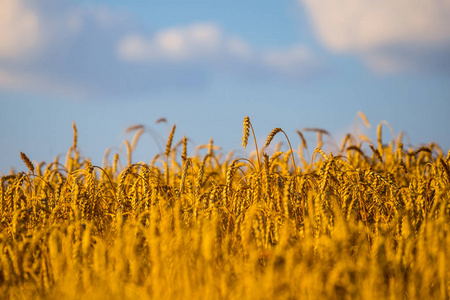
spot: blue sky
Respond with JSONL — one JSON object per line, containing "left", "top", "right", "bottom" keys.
{"left": 1, "top": 0, "right": 450, "bottom": 173}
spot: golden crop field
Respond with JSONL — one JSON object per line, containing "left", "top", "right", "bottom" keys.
{"left": 1, "top": 115, "right": 449, "bottom": 299}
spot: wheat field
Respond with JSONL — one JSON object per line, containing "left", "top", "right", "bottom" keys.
{"left": 1, "top": 115, "right": 449, "bottom": 299}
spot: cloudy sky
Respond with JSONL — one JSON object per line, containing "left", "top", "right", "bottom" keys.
{"left": 1, "top": 0, "right": 450, "bottom": 173}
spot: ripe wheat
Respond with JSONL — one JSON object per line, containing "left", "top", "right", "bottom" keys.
{"left": 0, "top": 115, "right": 449, "bottom": 300}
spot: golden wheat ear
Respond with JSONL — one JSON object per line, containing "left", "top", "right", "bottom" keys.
{"left": 242, "top": 116, "right": 250, "bottom": 149}
{"left": 296, "top": 130, "right": 307, "bottom": 149}
{"left": 264, "top": 128, "right": 297, "bottom": 174}
{"left": 20, "top": 152, "right": 34, "bottom": 174}
{"left": 357, "top": 111, "right": 371, "bottom": 128}
{"left": 165, "top": 125, "right": 176, "bottom": 158}
{"left": 241, "top": 116, "right": 261, "bottom": 170}
{"left": 72, "top": 121, "right": 78, "bottom": 150}
{"left": 265, "top": 128, "right": 282, "bottom": 148}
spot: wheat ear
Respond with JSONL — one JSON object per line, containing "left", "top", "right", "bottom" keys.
{"left": 20, "top": 152, "right": 34, "bottom": 174}
{"left": 377, "top": 122, "right": 383, "bottom": 157}
{"left": 72, "top": 121, "right": 78, "bottom": 150}
{"left": 369, "top": 145, "right": 383, "bottom": 164}
{"left": 165, "top": 125, "right": 176, "bottom": 158}
{"left": 242, "top": 116, "right": 250, "bottom": 148}
{"left": 440, "top": 158, "right": 450, "bottom": 183}
{"left": 296, "top": 130, "right": 307, "bottom": 149}
{"left": 357, "top": 111, "right": 371, "bottom": 128}
{"left": 265, "top": 128, "right": 297, "bottom": 173}
{"left": 265, "top": 128, "right": 282, "bottom": 148}
{"left": 241, "top": 116, "right": 261, "bottom": 171}
{"left": 182, "top": 135, "right": 188, "bottom": 164}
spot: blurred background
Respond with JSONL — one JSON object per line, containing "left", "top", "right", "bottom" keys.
{"left": 1, "top": 0, "right": 449, "bottom": 173}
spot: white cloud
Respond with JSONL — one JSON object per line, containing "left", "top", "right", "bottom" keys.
{"left": 117, "top": 23, "right": 321, "bottom": 79}
{"left": 262, "top": 46, "right": 319, "bottom": 77}
{"left": 117, "top": 24, "right": 226, "bottom": 62}
{"left": 117, "top": 23, "right": 251, "bottom": 63}
{"left": 300, "top": 0, "right": 450, "bottom": 73}
{"left": 0, "top": 0, "right": 42, "bottom": 59}
{"left": 226, "top": 37, "right": 252, "bottom": 59}
{"left": 0, "top": 0, "right": 322, "bottom": 99}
